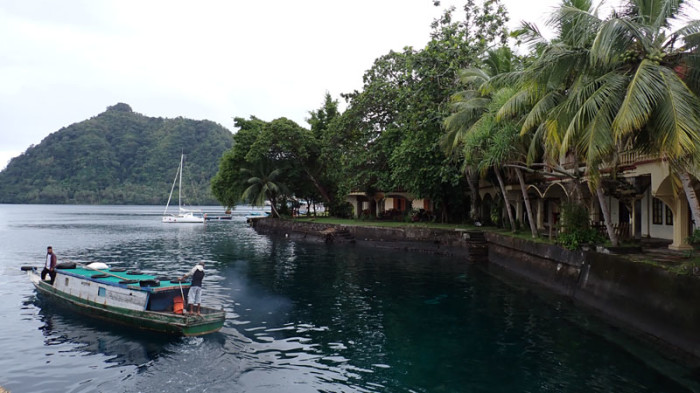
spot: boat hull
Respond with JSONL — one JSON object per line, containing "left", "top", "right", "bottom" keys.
{"left": 162, "top": 213, "right": 205, "bottom": 223}
{"left": 28, "top": 271, "right": 224, "bottom": 336}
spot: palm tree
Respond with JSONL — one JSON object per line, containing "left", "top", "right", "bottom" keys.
{"left": 240, "top": 165, "right": 287, "bottom": 218}
{"left": 445, "top": 72, "right": 538, "bottom": 234}
{"left": 442, "top": 67, "right": 491, "bottom": 222}
{"left": 534, "top": 0, "right": 700, "bottom": 242}
{"left": 443, "top": 47, "right": 540, "bottom": 235}
{"left": 585, "top": 0, "right": 700, "bottom": 227}
{"left": 497, "top": 0, "right": 621, "bottom": 244}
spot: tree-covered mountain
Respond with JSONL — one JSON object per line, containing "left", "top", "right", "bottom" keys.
{"left": 0, "top": 103, "right": 233, "bottom": 205}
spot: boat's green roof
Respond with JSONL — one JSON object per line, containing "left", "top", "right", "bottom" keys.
{"left": 59, "top": 267, "right": 187, "bottom": 291}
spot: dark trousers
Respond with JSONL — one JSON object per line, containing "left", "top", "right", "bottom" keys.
{"left": 41, "top": 268, "right": 56, "bottom": 285}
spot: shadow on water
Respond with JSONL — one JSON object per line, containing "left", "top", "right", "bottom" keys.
{"left": 28, "top": 294, "right": 177, "bottom": 369}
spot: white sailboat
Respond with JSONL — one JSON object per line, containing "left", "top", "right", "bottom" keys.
{"left": 162, "top": 154, "right": 204, "bottom": 223}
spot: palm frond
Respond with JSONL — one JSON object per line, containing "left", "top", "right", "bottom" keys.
{"left": 549, "top": 4, "right": 601, "bottom": 48}
{"left": 457, "top": 68, "right": 490, "bottom": 87}
{"left": 511, "top": 21, "right": 548, "bottom": 51}
{"left": 671, "top": 19, "right": 700, "bottom": 44}
{"left": 485, "top": 70, "right": 523, "bottom": 91}
{"left": 612, "top": 59, "right": 666, "bottom": 141}
{"left": 561, "top": 71, "right": 625, "bottom": 157}
{"left": 495, "top": 88, "right": 531, "bottom": 122}
{"left": 647, "top": 66, "right": 700, "bottom": 159}
{"left": 520, "top": 89, "right": 564, "bottom": 135}
{"left": 590, "top": 17, "right": 650, "bottom": 67}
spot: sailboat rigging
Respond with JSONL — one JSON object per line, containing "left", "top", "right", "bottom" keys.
{"left": 162, "top": 154, "right": 204, "bottom": 223}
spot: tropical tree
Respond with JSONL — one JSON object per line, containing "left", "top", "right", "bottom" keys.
{"left": 585, "top": 0, "right": 700, "bottom": 227}
{"left": 503, "top": 0, "right": 700, "bottom": 245}
{"left": 497, "top": 0, "right": 623, "bottom": 244}
{"left": 246, "top": 117, "right": 333, "bottom": 204}
{"left": 444, "top": 47, "right": 540, "bottom": 236}
{"left": 240, "top": 165, "right": 287, "bottom": 218}
{"left": 211, "top": 116, "right": 266, "bottom": 208}
{"left": 338, "top": 1, "right": 511, "bottom": 222}
{"left": 444, "top": 46, "right": 518, "bottom": 221}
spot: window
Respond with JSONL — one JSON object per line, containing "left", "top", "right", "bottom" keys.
{"left": 666, "top": 205, "right": 673, "bottom": 225}
{"left": 652, "top": 198, "right": 663, "bottom": 225}
{"left": 98, "top": 287, "right": 106, "bottom": 297}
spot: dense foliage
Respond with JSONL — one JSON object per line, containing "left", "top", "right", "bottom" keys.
{"left": 212, "top": 1, "right": 513, "bottom": 221}
{"left": 0, "top": 103, "right": 233, "bottom": 204}
{"left": 211, "top": 96, "right": 342, "bottom": 215}
{"left": 557, "top": 202, "right": 606, "bottom": 250}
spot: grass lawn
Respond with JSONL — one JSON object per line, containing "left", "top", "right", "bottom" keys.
{"left": 292, "top": 216, "right": 554, "bottom": 242}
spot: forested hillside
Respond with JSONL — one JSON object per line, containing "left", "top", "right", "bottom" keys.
{"left": 0, "top": 103, "right": 233, "bottom": 204}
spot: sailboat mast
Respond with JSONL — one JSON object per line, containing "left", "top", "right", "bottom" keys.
{"left": 178, "top": 153, "right": 184, "bottom": 211}
{"left": 163, "top": 155, "right": 181, "bottom": 215}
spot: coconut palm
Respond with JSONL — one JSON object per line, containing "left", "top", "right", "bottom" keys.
{"left": 442, "top": 67, "right": 492, "bottom": 222}
{"left": 511, "top": 0, "right": 700, "bottom": 245}
{"left": 443, "top": 47, "right": 540, "bottom": 234}
{"left": 240, "top": 165, "right": 287, "bottom": 218}
{"left": 585, "top": 0, "right": 700, "bottom": 227}
{"left": 496, "top": 0, "right": 623, "bottom": 244}
{"left": 444, "top": 57, "right": 540, "bottom": 235}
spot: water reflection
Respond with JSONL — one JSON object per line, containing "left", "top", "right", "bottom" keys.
{"left": 30, "top": 295, "right": 175, "bottom": 369}
{"left": 4, "top": 205, "right": 698, "bottom": 392}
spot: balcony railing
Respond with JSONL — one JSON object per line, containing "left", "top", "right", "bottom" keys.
{"left": 618, "top": 151, "right": 658, "bottom": 166}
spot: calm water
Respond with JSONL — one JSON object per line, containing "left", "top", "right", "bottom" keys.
{"left": 0, "top": 204, "right": 697, "bottom": 392}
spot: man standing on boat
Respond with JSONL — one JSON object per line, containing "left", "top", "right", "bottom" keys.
{"left": 180, "top": 261, "right": 205, "bottom": 316}
{"left": 41, "top": 246, "right": 57, "bottom": 285}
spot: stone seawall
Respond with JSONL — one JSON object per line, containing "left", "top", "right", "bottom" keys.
{"left": 251, "top": 218, "right": 487, "bottom": 259}
{"left": 486, "top": 232, "right": 700, "bottom": 361}
{"left": 252, "top": 218, "right": 700, "bottom": 362}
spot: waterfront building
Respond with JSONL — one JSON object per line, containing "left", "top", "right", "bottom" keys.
{"left": 346, "top": 153, "right": 699, "bottom": 250}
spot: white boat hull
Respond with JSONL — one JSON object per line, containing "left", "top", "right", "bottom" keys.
{"left": 30, "top": 270, "right": 148, "bottom": 311}
{"left": 162, "top": 213, "right": 204, "bottom": 223}
{"left": 162, "top": 153, "right": 204, "bottom": 224}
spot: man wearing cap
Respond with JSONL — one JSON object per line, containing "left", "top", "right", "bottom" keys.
{"left": 180, "top": 261, "right": 205, "bottom": 316}
{"left": 41, "top": 246, "right": 57, "bottom": 285}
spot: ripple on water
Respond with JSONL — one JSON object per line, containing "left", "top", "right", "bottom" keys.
{"left": 3, "top": 205, "right": 698, "bottom": 393}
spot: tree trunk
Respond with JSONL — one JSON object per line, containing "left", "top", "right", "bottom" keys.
{"left": 268, "top": 196, "right": 280, "bottom": 218}
{"left": 515, "top": 168, "right": 538, "bottom": 238}
{"left": 679, "top": 171, "right": 700, "bottom": 229}
{"left": 596, "top": 185, "right": 618, "bottom": 246}
{"left": 304, "top": 168, "right": 332, "bottom": 204}
{"left": 495, "top": 169, "right": 516, "bottom": 232}
{"left": 464, "top": 168, "right": 481, "bottom": 222}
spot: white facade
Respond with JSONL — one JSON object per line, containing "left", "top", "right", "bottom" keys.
{"left": 54, "top": 271, "right": 149, "bottom": 311}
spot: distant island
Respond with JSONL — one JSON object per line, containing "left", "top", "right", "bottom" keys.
{"left": 0, "top": 103, "right": 233, "bottom": 205}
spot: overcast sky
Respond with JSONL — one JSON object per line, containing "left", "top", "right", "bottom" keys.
{"left": 0, "top": 0, "right": 697, "bottom": 170}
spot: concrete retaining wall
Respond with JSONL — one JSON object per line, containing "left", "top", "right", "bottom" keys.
{"left": 251, "top": 218, "right": 485, "bottom": 258}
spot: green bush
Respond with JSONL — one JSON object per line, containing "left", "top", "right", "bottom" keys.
{"left": 330, "top": 201, "right": 353, "bottom": 219}
{"left": 557, "top": 202, "right": 606, "bottom": 250}
{"left": 687, "top": 229, "right": 700, "bottom": 246}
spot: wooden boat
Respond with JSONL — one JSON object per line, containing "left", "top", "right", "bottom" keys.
{"left": 22, "top": 263, "right": 225, "bottom": 336}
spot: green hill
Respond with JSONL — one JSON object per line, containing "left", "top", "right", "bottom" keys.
{"left": 0, "top": 103, "right": 233, "bottom": 205}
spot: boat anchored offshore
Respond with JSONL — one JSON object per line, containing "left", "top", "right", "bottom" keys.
{"left": 21, "top": 262, "right": 225, "bottom": 336}
{"left": 162, "top": 153, "right": 205, "bottom": 223}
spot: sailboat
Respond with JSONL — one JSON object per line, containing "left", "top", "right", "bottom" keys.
{"left": 162, "top": 154, "right": 205, "bottom": 223}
